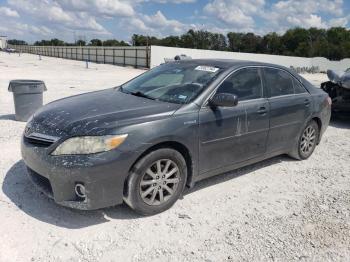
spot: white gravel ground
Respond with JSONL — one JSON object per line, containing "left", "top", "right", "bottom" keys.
{"left": 0, "top": 52, "right": 349, "bottom": 262}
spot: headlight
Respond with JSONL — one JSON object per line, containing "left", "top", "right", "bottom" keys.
{"left": 51, "top": 134, "right": 128, "bottom": 155}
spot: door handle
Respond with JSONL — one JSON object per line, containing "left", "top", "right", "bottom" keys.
{"left": 304, "top": 99, "right": 310, "bottom": 107}
{"left": 257, "top": 107, "right": 267, "bottom": 115}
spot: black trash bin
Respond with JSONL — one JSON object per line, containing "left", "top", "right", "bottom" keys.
{"left": 8, "top": 80, "right": 47, "bottom": 121}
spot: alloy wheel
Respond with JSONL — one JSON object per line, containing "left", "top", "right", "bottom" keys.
{"left": 139, "top": 159, "right": 180, "bottom": 206}
{"left": 300, "top": 125, "right": 316, "bottom": 155}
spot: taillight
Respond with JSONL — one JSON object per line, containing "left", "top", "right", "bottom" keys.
{"left": 326, "top": 96, "right": 332, "bottom": 106}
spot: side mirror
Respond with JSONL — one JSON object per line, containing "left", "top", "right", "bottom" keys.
{"left": 209, "top": 93, "right": 238, "bottom": 107}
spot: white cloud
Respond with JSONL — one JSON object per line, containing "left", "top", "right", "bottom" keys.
{"left": 272, "top": 0, "right": 343, "bottom": 17}
{"left": 203, "top": 0, "right": 265, "bottom": 31}
{"left": 135, "top": 0, "right": 196, "bottom": 3}
{"left": 203, "top": 0, "right": 348, "bottom": 34}
{"left": 0, "top": 21, "right": 52, "bottom": 36}
{"left": 144, "top": 10, "right": 186, "bottom": 33}
{"left": 149, "top": 0, "right": 196, "bottom": 3}
{"left": 121, "top": 10, "right": 187, "bottom": 36}
{"left": 57, "top": 0, "right": 135, "bottom": 17}
{"left": 262, "top": 0, "right": 346, "bottom": 33}
{"left": 329, "top": 17, "right": 348, "bottom": 27}
{"left": 7, "top": 0, "right": 111, "bottom": 35}
{"left": 0, "top": 6, "right": 19, "bottom": 17}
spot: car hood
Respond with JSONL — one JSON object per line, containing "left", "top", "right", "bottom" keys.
{"left": 30, "top": 88, "right": 181, "bottom": 137}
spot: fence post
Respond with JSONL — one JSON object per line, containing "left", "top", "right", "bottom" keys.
{"left": 135, "top": 49, "right": 138, "bottom": 68}
{"left": 103, "top": 48, "right": 106, "bottom": 64}
{"left": 123, "top": 49, "right": 126, "bottom": 66}
{"left": 96, "top": 48, "right": 98, "bottom": 63}
{"left": 113, "top": 49, "right": 115, "bottom": 65}
{"left": 146, "top": 46, "right": 150, "bottom": 68}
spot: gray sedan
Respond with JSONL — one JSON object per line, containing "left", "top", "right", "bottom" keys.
{"left": 21, "top": 59, "right": 331, "bottom": 215}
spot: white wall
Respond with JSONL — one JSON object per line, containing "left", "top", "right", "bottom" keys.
{"left": 151, "top": 46, "right": 350, "bottom": 71}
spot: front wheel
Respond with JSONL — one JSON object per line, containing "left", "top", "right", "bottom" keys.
{"left": 124, "top": 148, "right": 187, "bottom": 215}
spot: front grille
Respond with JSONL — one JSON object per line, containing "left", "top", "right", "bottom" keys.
{"left": 27, "top": 168, "right": 53, "bottom": 198}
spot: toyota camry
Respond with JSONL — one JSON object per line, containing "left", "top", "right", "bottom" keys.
{"left": 21, "top": 59, "right": 331, "bottom": 215}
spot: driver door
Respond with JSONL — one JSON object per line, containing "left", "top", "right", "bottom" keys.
{"left": 198, "top": 67, "right": 270, "bottom": 175}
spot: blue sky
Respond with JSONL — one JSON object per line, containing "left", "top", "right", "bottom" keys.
{"left": 0, "top": 0, "right": 349, "bottom": 43}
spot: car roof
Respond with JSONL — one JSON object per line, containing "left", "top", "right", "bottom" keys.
{"left": 176, "top": 58, "right": 289, "bottom": 71}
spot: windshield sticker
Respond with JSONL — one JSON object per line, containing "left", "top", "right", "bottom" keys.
{"left": 195, "top": 66, "right": 219, "bottom": 73}
{"left": 178, "top": 95, "right": 187, "bottom": 100}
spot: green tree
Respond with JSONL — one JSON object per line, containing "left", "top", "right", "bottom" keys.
{"left": 262, "top": 33, "right": 283, "bottom": 55}
{"left": 76, "top": 40, "right": 86, "bottom": 46}
{"left": 34, "top": 39, "right": 65, "bottom": 46}
{"left": 8, "top": 39, "right": 28, "bottom": 45}
{"left": 227, "top": 32, "right": 244, "bottom": 52}
{"left": 103, "top": 39, "right": 129, "bottom": 46}
{"left": 89, "top": 39, "right": 103, "bottom": 46}
{"left": 158, "top": 36, "right": 182, "bottom": 47}
{"left": 13, "top": 26, "right": 350, "bottom": 60}
{"left": 240, "top": 33, "right": 262, "bottom": 53}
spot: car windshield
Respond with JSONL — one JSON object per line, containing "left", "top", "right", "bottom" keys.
{"left": 120, "top": 62, "right": 224, "bottom": 104}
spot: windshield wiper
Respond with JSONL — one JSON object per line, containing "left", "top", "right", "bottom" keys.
{"left": 130, "top": 91, "right": 156, "bottom": 100}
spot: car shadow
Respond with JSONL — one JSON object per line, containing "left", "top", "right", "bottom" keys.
{"left": 330, "top": 113, "right": 350, "bottom": 129}
{"left": 2, "top": 160, "right": 141, "bottom": 229}
{"left": 184, "top": 155, "right": 292, "bottom": 196}
{"left": 3, "top": 156, "right": 294, "bottom": 229}
{"left": 0, "top": 114, "right": 15, "bottom": 121}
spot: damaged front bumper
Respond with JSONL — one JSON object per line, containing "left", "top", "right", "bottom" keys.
{"left": 21, "top": 136, "right": 134, "bottom": 210}
{"left": 321, "top": 81, "right": 350, "bottom": 113}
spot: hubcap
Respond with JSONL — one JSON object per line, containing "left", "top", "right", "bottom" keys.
{"left": 300, "top": 125, "right": 316, "bottom": 155}
{"left": 140, "top": 159, "right": 180, "bottom": 206}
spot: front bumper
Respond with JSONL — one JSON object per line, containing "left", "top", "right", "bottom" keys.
{"left": 21, "top": 136, "right": 135, "bottom": 210}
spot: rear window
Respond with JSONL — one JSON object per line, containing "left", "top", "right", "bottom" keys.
{"left": 293, "top": 78, "right": 307, "bottom": 94}
{"left": 264, "top": 68, "right": 294, "bottom": 97}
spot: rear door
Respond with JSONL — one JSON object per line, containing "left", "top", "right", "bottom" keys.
{"left": 263, "top": 67, "right": 312, "bottom": 153}
{"left": 198, "top": 67, "right": 270, "bottom": 174}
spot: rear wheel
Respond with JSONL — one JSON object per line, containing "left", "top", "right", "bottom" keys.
{"left": 290, "top": 120, "right": 319, "bottom": 160}
{"left": 124, "top": 148, "right": 187, "bottom": 215}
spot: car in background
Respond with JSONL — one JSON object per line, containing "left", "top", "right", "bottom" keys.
{"left": 321, "top": 69, "right": 350, "bottom": 113}
{"left": 4, "top": 48, "right": 16, "bottom": 53}
{"left": 21, "top": 59, "right": 331, "bottom": 215}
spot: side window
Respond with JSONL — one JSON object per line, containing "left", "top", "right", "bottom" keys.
{"left": 216, "top": 68, "right": 263, "bottom": 101}
{"left": 264, "top": 68, "right": 294, "bottom": 97}
{"left": 293, "top": 78, "right": 307, "bottom": 94}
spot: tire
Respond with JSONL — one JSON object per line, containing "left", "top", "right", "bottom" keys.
{"left": 289, "top": 120, "right": 319, "bottom": 160}
{"left": 123, "top": 148, "right": 187, "bottom": 216}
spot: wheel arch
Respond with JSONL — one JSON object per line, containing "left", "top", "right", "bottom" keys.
{"left": 123, "top": 141, "right": 194, "bottom": 197}
{"left": 310, "top": 116, "right": 322, "bottom": 144}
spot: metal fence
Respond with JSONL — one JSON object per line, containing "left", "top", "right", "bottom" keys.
{"left": 8, "top": 45, "right": 151, "bottom": 68}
